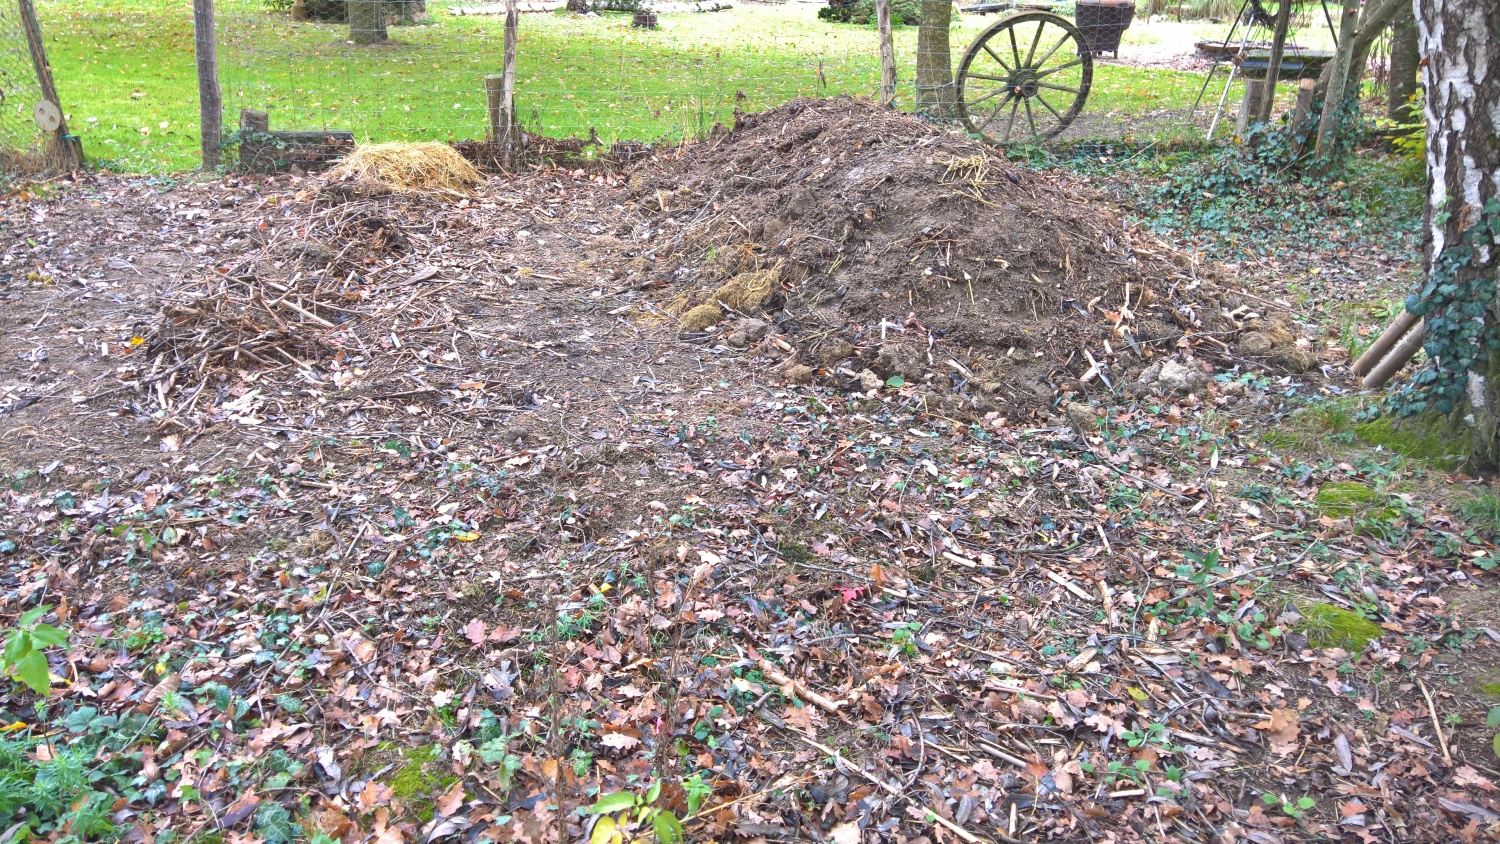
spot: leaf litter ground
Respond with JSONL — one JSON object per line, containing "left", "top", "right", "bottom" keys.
{"left": 1, "top": 99, "right": 1499, "bottom": 843}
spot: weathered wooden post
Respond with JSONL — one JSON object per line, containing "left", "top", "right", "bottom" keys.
{"left": 194, "top": 0, "right": 224, "bottom": 170}
{"left": 1236, "top": 77, "right": 1266, "bottom": 138}
{"left": 17, "top": 0, "right": 81, "bottom": 169}
{"left": 876, "top": 0, "right": 896, "bottom": 105}
{"left": 499, "top": 0, "right": 519, "bottom": 166}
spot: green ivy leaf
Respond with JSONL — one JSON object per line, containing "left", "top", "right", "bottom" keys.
{"left": 586, "top": 792, "right": 639, "bottom": 815}
{"left": 1493, "top": 731, "right": 1500, "bottom": 760}
{"left": 1487, "top": 706, "right": 1500, "bottom": 730}
{"left": 13, "top": 649, "right": 50, "bottom": 695}
{"left": 18, "top": 605, "right": 48, "bottom": 628}
{"left": 885, "top": 376, "right": 905, "bottom": 388}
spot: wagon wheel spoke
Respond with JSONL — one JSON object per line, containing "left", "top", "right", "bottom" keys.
{"left": 1007, "top": 26, "right": 1022, "bottom": 70}
{"left": 1002, "top": 97, "right": 1021, "bottom": 143}
{"left": 966, "top": 72, "right": 1010, "bottom": 83}
{"left": 1037, "top": 82, "right": 1081, "bottom": 95}
{"left": 982, "top": 44, "right": 1015, "bottom": 75}
{"left": 1023, "top": 97, "right": 1039, "bottom": 141}
{"left": 1035, "top": 58, "right": 1084, "bottom": 79}
{"left": 1023, "top": 20, "right": 1045, "bottom": 68}
{"left": 1035, "top": 91, "right": 1065, "bottom": 123}
{"left": 977, "top": 91, "right": 1018, "bottom": 134}
{"left": 1032, "top": 34, "right": 1072, "bottom": 72}
{"left": 968, "top": 86, "right": 1011, "bottom": 108}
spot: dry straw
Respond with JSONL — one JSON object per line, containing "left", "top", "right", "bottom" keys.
{"left": 326, "top": 142, "right": 483, "bottom": 197}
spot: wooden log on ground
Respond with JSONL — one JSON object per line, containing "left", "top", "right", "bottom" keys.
{"left": 1361, "top": 320, "right": 1426, "bottom": 390}
{"left": 1352, "top": 309, "right": 1419, "bottom": 377}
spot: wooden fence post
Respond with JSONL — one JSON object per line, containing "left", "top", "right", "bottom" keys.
{"left": 17, "top": 0, "right": 81, "bottom": 169}
{"left": 194, "top": 0, "right": 223, "bottom": 170}
{"left": 875, "top": 0, "right": 896, "bottom": 105}
{"left": 499, "top": 0, "right": 518, "bottom": 166}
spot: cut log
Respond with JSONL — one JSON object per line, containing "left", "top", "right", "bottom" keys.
{"left": 1361, "top": 320, "right": 1426, "bottom": 390}
{"left": 1352, "top": 310, "right": 1419, "bottom": 377}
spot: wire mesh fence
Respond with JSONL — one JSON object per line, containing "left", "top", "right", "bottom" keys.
{"left": 216, "top": 0, "right": 906, "bottom": 155}
{"left": 0, "top": 3, "right": 62, "bottom": 173}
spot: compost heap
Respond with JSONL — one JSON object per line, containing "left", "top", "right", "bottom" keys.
{"left": 625, "top": 96, "right": 1240, "bottom": 416}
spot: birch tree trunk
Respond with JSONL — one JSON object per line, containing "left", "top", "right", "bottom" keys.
{"left": 914, "top": 0, "right": 955, "bottom": 117}
{"left": 1414, "top": 0, "right": 1500, "bottom": 463}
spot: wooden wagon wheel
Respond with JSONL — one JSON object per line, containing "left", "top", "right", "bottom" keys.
{"left": 956, "top": 11, "right": 1094, "bottom": 144}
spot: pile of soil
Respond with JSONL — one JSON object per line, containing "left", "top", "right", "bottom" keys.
{"left": 624, "top": 96, "right": 1238, "bottom": 415}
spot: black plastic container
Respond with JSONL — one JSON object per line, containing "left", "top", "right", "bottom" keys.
{"left": 1074, "top": 0, "right": 1135, "bottom": 57}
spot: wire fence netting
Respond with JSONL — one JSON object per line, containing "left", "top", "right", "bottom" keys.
{"left": 217, "top": 0, "right": 905, "bottom": 152}
{"left": 0, "top": 4, "right": 60, "bottom": 173}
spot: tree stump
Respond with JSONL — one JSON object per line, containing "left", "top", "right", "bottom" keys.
{"left": 632, "top": 10, "right": 657, "bottom": 29}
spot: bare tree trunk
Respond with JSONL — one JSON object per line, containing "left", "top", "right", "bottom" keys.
{"left": 1387, "top": 4, "right": 1419, "bottom": 121}
{"left": 566, "top": 0, "right": 589, "bottom": 11}
{"left": 193, "top": 0, "right": 222, "bottom": 170}
{"left": 349, "top": 0, "right": 387, "bottom": 44}
{"left": 914, "top": 0, "right": 955, "bottom": 118}
{"left": 1254, "top": 0, "right": 1293, "bottom": 126}
{"left": 1314, "top": 0, "right": 1405, "bottom": 156}
{"left": 1412, "top": 0, "right": 1500, "bottom": 464}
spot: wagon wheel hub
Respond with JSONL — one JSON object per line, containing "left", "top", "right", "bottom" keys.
{"left": 1009, "top": 69, "right": 1041, "bottom": 99}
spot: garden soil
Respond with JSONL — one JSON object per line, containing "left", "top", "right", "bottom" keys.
{"left": 624, "top": 96, "right": 1240, "bottom": 415}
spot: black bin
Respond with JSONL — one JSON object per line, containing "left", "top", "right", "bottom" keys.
{"left": 1074, "top": 0, "right": 1135, "bottom": 57}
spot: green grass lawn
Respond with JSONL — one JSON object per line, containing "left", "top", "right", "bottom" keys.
{"left": 43, "top": 0, "right": 1216, "bottom": 173}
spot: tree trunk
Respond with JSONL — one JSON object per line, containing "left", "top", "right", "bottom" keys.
{"left": 1387, "top": 4, "right": 1419, "bottom": 121}
{"left": 566, "top": 0, "right": 589, "bottom": 11}
{"left": 1313, "top": 0, "right": 1405, "bottom": 156}
{"left": 914, "top": 0, "right": 955, "bottom": 118}
{"left": 1254, "top": 0, "right": 1293, "bottom": 126}
{"left": 1413, "top": 0, "right": 1500, "bottom": 464}
{"left": 395, "top": 0, "right": 426, "bottom": 23}
{"left": 193, "top": 0, "right": 222, "bottom": 170}
{"left": 349, "top": 0, "right": 387, "bottom": 44}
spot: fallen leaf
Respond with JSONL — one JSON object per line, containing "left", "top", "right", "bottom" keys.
{"left": 464, "top": 619, "right": 487, "bottom": 645}
{"left": 435, "top": 781, "right": 466, "bottom": 818}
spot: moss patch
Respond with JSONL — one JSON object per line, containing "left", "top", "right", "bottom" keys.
{"left": 1296, "top": 602, "right": 1384, "bottom": 651}
{"left": 1353, "top": 415, "right": 1465, "bottom": 468}
{"left": 379, "top": 743, "right": 457, "bottom": 822}
{"left": 1315, "top": 482, "right": 1377, "bottom": 516}
{"left": 1480, "top": 682, "right": 1500, "bottom": 697}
